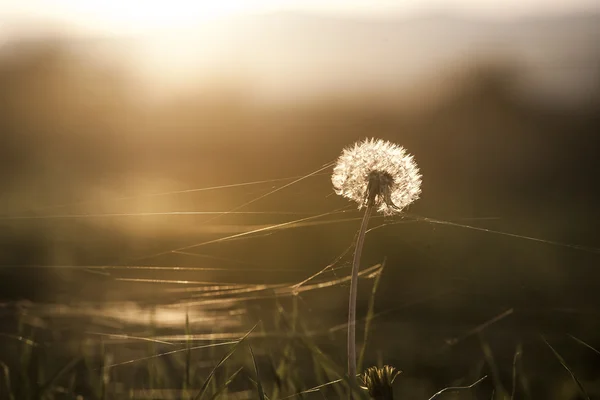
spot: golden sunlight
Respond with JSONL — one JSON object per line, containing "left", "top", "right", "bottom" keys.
{"left": 56, "top": 0, "right": 264, "bottom": 34}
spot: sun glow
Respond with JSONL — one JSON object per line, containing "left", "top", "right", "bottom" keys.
{"left": 12, "top": 0, "right": 278, "bottom": 35}
{"left": 2, "top": 0, "right": 598, "bottom": 37}
{"left": 86, "top": 1, "right": 249, "bottom": 31}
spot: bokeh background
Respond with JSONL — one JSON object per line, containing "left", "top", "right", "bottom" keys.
{"left": 1, "top": 1, "right": 600, "bottom": 399}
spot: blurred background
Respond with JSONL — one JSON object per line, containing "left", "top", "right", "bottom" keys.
{"left": 1, "top": 1, "right": 600, "bottom": 399}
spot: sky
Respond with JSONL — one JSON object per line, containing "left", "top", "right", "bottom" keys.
{"left": 1, "top": 0, "right": 598, "bottom": 103}
{"left": 1, "top": 0, "right": 599, "bottom": 37}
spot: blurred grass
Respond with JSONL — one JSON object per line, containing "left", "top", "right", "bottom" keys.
{"left": 3, "top": 287, "right": 600, "bottom": 399}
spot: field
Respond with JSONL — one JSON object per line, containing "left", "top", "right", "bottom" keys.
{"left": 1, "top": 29, "right": 600, "bottom": 399}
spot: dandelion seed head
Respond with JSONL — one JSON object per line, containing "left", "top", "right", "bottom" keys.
{"left": 332, "top": 138, "right": 422, "bottom": 215}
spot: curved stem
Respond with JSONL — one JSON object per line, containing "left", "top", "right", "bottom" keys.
{"left": 348, "top": 204, "right": 374, "bottom": 391}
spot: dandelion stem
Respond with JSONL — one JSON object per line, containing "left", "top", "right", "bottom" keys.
{"left": 348, "top": 203, "right": 374, "bottom": 391}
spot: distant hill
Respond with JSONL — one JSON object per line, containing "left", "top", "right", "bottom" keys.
{"left": 2, "top": 10, "right": 600, "bottom": 104}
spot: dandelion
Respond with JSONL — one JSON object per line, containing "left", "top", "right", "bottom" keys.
{"left": 332, "top": 138, "right": 421, "bottom": 389}
{"left": 332, "top": 138, "right": 421, "bottom": 216}
{"left": 360, "top": 365, "right": 401, "bottom": 400}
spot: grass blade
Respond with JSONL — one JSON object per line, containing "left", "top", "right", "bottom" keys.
{"left": 193, "top": 322, "right": 258, "bottom": 400}
{"left": 249, "top": 345, "right": 266, "bottom": 400}
{"left": 511, "top": 343, "right": 521, "bottom": 400}
{"left": 0, "top": 361, "right": 15, "bottom": 400}
{"left": 207, "top": 366, "right": 243, "bottom": 400}
{"left": 279, "top": 377, "right": 344, "bottom": 400}
{"left": 479, "top": 333, "right": 508, "bottom": 397}
{"left": 542, "top": 335, "right": 590, "bottom": 400}
{"left": 37, "top": 357, "right": 81, "bottom": 399}
{"left": 569, "top": 334, "right": 600, "bottom": 357}
{"left": 248, "top": 376, "right": 272, "bottom": 400}
{"left": 275, "top": 303, "right": 366, "bottom": 398}
{"left": 295, "top": 323, "right": 368, "bottom": 399}
{"left": 427, "top": 375, "right": 487, "bottom": 400}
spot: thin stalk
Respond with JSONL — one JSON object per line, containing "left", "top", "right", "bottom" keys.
{"left": 184, "top": 311, "right": 191, "bottom": 399}
{"left": 358, "top": 258, "right": 386, "bottom": 372}
{"left": 348, "top": 204, "right": 374, "bottom": 387}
